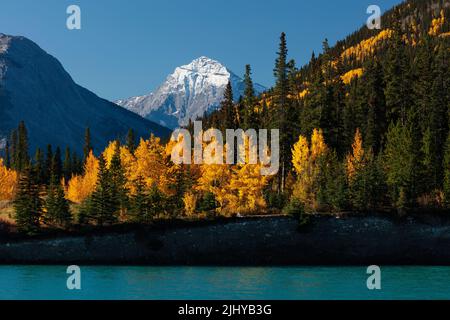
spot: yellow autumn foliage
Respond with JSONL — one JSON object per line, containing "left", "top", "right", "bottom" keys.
{"left": 291, "top": 129, "right": 328, "bottom": 210}
{"left": 183, "top": 192, "right": 197, "bottom": 216}
{"left": 310, "top": 128, "right": 328, "bottom": 160}
{"left": 133, "top": 135, "right": 168, "bottom": 192}
{"left": 292, "top": 135, "right": 309, "bottom": 175}
{"left": 298, "top": 89, "right": 309, "bottom": 99}
{"left": 0, "top": 159, "right": 17, "bottom": 201}
{"left": 341, "top": 68, "right": 364, "bottom": 84}
{"left": 222, "top": 163, "right": 268, "bottom": 215}
{"left": 66, "top": 151, "right": 99, "bottom": 203}
{"left": 196, "top": 163, "right": 231, "bottom": 210}
{"left": 64, "top": 129, "right": 272, "bottom": 217}
{"left": 341, "top": 29, "right": 393, "bottom": 62}
{"left": 429, "top": 10, "right": 445, "bottom": 36}
{"left": 346, "top": 129, "right": 365, "bottom": 180}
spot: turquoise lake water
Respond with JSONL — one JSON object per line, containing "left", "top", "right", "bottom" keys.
{"left": 1, "top": 266, "right": 450, "bottom": 300}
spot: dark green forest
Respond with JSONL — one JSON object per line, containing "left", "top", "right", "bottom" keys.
{"left": 199, "top": 0, "right": 450, "bottom": 212}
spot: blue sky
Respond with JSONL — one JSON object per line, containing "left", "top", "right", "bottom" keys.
{"left": 0, "top": 0, "right": 402, "bottom": 101}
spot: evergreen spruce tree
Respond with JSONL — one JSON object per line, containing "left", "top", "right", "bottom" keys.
{"left": 34, "top": 148, "right": 45, "bottom": 185}
{"left": 127, "top": 128, "right": 136, "bottom": 153}
{"left": 146, "top": 184, "right": 164, "bottom": 220}
{"left": 427, "top": 41, "right": 450, "bottom": 189}
{"left": 83, "top": 127, "right": 92, "bottom": 163}
{"left": 45, "top": 145, "right": 53, "bottom": 185}
{"left": 220, "top": 81, "right": 236, "bottom": 132}
{"left": 242, "top": 64, "right": 257, "bottom": 129}
{"left": 63, "top": 147, "right": 72, "bottom": 183}
{"left": 443, "top": 132, "right": 450, "bottom": 207}
{"left": 89, "top": 155, "right": 118, "bottom": 226}
{"left": 14, "top": 164, "right": 43, "bottom": 234}
{"left": 129, "top": 176, "right": 149, "bottom": 222}
{"left": 52, "top": 147, "right": 63, "bottom": 182}
{"left": 4, "top": 141, "right": 10, "bottom": 169}
{"left": 45, "top": 175, "right": 72, "bottom": 227}
{"left": 383, "top": 121, "right": 415, "bottom": 208}
{"left": 343, "top": 78, "right": 365, "bottom": 150}
{"left": 10, "top": 129, "right": 18, "bottom": 170}
{"left": 273, "top": 32, "right": 293, "bottom": 192}
{"left": 362, "top": 59, "right": 386, "bottom": 154}
{"left": 383, "top": 15, "right": 412, "bottom": 125}
{"left": 317, "top": 150, "right": 348, "bottom": 211}
{"left": 16, "top": 121, "right": 30, "bottom": 172}
{"left": 109, "top": 141, "right": 129, "bottom": 214}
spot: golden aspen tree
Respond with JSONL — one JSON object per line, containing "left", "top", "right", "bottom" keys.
{"left": 292, "top": 135, "right": 309, "bottom": 175}
{"left": 196, "top": 163, "right": 231, "bottom": 211}
{"left": 291, "top": 129, "right": 328, "bottom": 210}
{"left": 133, "top": 135, "right": 167, "bottom": 191}
{"left": 310, "top": 128, "right": 328, "bottom": 160}
{"left": 0, "top": 159, "right": 18, "bottom": 201}
{"left": 183, "top": 192, "right": 197, "bottom": 217}
{"left": 220, "top": 137, "right": 269, "bottom": 215}
{"left": 224, "top": 163, "right": 268, "bottom": 215}
{"left": 67, "top": 151, "right": 99, "bottom": 203}
{"left": 346, "top": 128, "right": 365, "bottom": 180}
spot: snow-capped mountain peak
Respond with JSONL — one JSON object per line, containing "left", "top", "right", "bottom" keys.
{"left": 179, "top": 56, "right": 229, "bottom": 75}
{"left": 116, "top": 57, "right": 266, "bottom": 129}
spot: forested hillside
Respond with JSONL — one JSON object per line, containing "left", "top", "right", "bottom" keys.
{"left": 201, "top": 0, "right": 450, "bottom": 212}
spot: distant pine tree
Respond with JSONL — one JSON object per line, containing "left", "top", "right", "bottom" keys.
{"left": 63, "top": 147, "right": 72, "bottom": 183}
{"left": 72, "top": 152, "right": 83, "bottom": 175}
{"left": 4, "top": 141, "right": 11, "bottom": 169}
{"left": 34, "top": 148, "right": 45, "bottom": 185}
{"left": 242, "top": 64, "right": 257, "bottom": 129}
{"left": 384, "top": 15, "right": 412, "bottom": 125}
{"left": 83, "top": 127, "right": 92, "bottom": 163}
{"left": 361, "top": 59, "right": 386, "bottom": 154}
{"left": 220, "top": 81, "right": 236, "bottom": 133}
{"left": 16, "top": 121, "right": 30, "bottom": 172}
{"left": 10, "top": 129, "right": 18, "bottom": 170}
{"left": 45, "top": 145, "right": 53, "bottom": 185}
{"left": 273, "top": 32, "right": 292, "bottom": 192}
{"left": 127, "top": 129, "right": 136, "bottom": 153}
{"left": 52, "top": 147, "right": 63, "bottom": 182}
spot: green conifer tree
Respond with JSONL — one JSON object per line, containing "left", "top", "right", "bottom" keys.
{"left": 127, "top": 128, "right": 136, "bottom": 153}
{"left": 45, "top": 175, "right": 72, "bottom": 227}
{"left": 14, "top": 165, "right": 43, "bottom": 234}
{"left": 83, "top": 127, "right": 92, "bottom": 163}
{"left": 88, "top": 155, "right": 118, "bottom": 226}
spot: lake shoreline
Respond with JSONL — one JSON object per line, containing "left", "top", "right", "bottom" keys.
{"left": 1, "top": 213, "right": 450, "bottom": 265}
